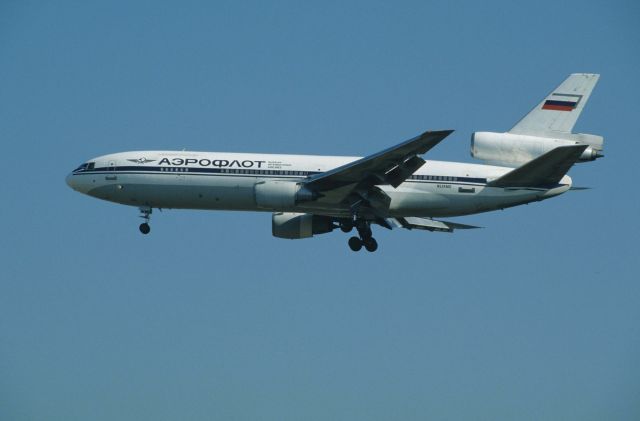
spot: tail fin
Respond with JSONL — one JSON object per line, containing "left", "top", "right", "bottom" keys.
{"left": 487, "top": 144, "right": 588, "bottom": 188}
{"left": 510, "top": 73, "right": 600, "bottom": 136}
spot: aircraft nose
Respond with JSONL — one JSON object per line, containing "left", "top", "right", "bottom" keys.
{"left": 65, "top": 173, "right": 76, "bottom": 190}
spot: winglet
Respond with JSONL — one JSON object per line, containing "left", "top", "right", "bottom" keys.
{"left": 487, "top": 144, "right": 588, "bottom": 188}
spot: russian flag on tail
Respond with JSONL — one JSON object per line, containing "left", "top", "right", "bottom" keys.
{"left": 542, "top": 93, "right": 582, "bottom": 111}
{"left": 542, "top": 99, "right": 577, "bottom": 111}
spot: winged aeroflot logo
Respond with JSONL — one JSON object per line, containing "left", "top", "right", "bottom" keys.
{"left": 127, "top": 157, "right": 156, "bottom": 164}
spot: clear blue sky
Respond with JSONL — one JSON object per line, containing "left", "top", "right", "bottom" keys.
{"left": 1, "top": 1, "right": 639, "bottom": 420}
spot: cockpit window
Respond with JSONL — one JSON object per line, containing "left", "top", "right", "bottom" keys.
{"left": 73, "top": 162, "right": 95, "bottom": 172}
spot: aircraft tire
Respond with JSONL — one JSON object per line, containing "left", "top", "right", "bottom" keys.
{"left": 364, "top": 237, "right": 378, "bottom": 252}
{"left": 139, "top": 223, "right": 151, "bottom": 235}
{"left": 348, "top": 236, "right": 362, "bottom": 251}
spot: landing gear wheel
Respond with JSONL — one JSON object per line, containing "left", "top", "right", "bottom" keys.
{"left": 348, "top": 236, "right": 362, "bottom": 251}
{"left": 139, "top": 223, "right": 151, "bottom": 234}
{"left": 340, "top": 223, "right": 353, "bottom": 233}
{"left": 364, "top": 237, "right": 378, "bottom": 252}
{"left": 138, "top": 207, "right": 152, "bottom": 235}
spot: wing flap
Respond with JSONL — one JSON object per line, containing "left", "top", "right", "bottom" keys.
{"left": 396, "top": 217, "right": 481, "bottom": 233}
{"left": 385, "top": 155, "right": 426, "bottom": 188}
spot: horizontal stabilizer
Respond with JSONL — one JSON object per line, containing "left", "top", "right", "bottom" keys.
{"left": 487, "top": 144, "right": 587, "bottom": 188}
{"left": 396, "top": 217, "right": 481, "bottom": 233}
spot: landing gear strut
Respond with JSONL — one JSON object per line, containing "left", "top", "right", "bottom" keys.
{"left": 139, "top": 207, "right": 152, "bottom": 234}
{"left": 347, "top": 220, "right": 378, "bottom": 252}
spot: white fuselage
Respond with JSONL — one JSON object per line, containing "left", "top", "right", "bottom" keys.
{"left": 65, "top": 150, "right": 572, "bottom": 218}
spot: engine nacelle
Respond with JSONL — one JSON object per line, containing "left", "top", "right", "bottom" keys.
{"left": 272, "top": 212, "right": 335, "bottom": 239}
{"left": 254, "top": 180, "right": 317, "bottom": 210}
{"left": 471, "top": 131, "right": 604, "bottom": 167}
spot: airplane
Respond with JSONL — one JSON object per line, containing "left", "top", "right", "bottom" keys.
{"left": 66, "top": 73, "right": 603, "bottom": 252}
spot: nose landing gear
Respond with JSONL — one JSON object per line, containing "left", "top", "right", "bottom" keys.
{"left": 139, "top": 207, "right": 152, "bottom": 234}
{"left": 139, "top": 223, "right": 151, "bottom": 234}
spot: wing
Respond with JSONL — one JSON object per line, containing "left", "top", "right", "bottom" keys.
{"left": 304, "top": 130, "right": 454, "bottom": 193}
{"left": 299, "top": 129, "right": 454, "bottom": 221}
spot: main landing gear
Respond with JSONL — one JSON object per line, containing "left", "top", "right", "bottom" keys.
{"left": 346, "top": 220, "right": 378, "bottom": 253}
{"left": 139, "top": 207, "right": 152, "bottom": 235}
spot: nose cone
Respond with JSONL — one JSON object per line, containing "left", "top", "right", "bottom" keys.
{"left": 65, "top": 173, "right": 75, "bottom": 190}
{"left": 66, "top": 172, "right": 85, "bottom": 192}
{"left": 66, "top": 170, "right": 95, "bottom": 195}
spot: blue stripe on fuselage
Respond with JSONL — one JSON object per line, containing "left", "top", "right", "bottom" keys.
{"left": 72, "top": 166, "right": 488, "bottom": 186}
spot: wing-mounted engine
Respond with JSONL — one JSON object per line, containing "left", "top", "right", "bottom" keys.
{"left": 254, "top": 180, "right": 318, "bottom": 210}
{"left": 471, "top": 132, "right": 603, "bottom": 167}
{"left": 272, "top": 212, "right": 335, "bottom": 239}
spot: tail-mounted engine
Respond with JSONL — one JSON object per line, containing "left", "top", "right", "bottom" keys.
{"left": 471, "top": 131, "right": 603, "bottom": 167}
